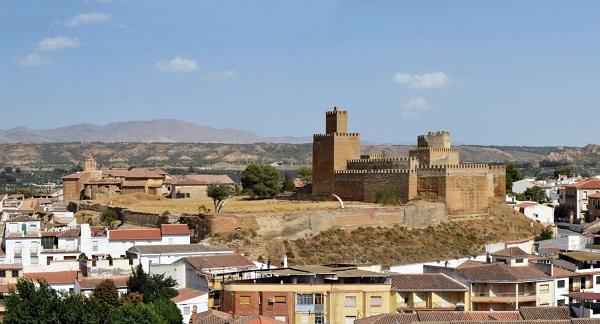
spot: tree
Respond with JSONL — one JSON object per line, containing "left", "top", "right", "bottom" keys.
{"left": 127, "top": 264, "right": 178, "bottom": 303}
{"left": 240, "top": 164, "right": 279, "bottom": 199}
{"left": 505, "top": 162, "right": 524, "bottom": 192}
{"left": 107, "top": 302, "right": 166, "bottom": 324}
{"left": 554, "top": 167, "right": 573, "bottom": 179}
{"left": 298, "top": 166, "right": 312, "bottom": 182}
{"left": 93, "top": 279, "right": 119, "bottom": 306}
{"left": 4, "top": 279, "right": 62, "bottom": 324}
{"left": 375, "top": 187, "right": 399, "bottom": 205}
{"left": 520, "top": 186, "right": 548, "bottom": 203}
{"left": 100, "top": 209, "right": 118, "bottom": 229}
{"left": 281, "top": 172, "right": 295, "bottom": 192}
{"left": 150, "top": 298, "right": 183, "bottom": 324}
{"left": 207, "top": 184, "right": 231, "bottom": 213}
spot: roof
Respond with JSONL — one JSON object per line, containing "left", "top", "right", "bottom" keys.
{"left": 456, "top": 262, "right": 551, "bottom": 283}
{"left": 564, "top": 292, "right": 600, "bottom": 300}
{"left": 354, "top": 313, "right": 418, "bottom": 324}
{"left": 185, "top": 254, "right": 255, "bottom": 271}
{"left": 417, "top": 311, "right": 523, "bottom": 321}
{"left": 520, "top": 306, "right": 571, "bottom": 320}
{"left": 515, "top": 202, "right": 539, "bottom": 209}
{"left": 589, "top": 193, "right": 600, "bottom": 199}
{"left": 560, "top": 251, "right": 600, "bottom": 262}
{"left": 565, "top": 179, "right": 600, "bottom": 190}
{"left": 390, "top": 273, "right": 467, "bottom": 292}
{"left": 108, "top": 228, "right": 161, "bottom": 241}
{"left": 491, "top": 247, "right": 531, "bottom": 258}
{"left": 190, "top": 310, "right": 285, "bottom": 324}
{"left": 160, "top": 224, "right": 191, "bottom": 235}
{"left": 553, "top": 265, "right": 580, "bottom": 278}
{"left": 127, "top": 244, "right": 232, "bottom": 255}
{"left": 77, "top": 276, "right": 129, "bottom": 290}
{"left": 172, "top": 174, "right": 235, "bottom": 186}
{"left": 91, "top": 226, "right": 107, "bottom": 237}
{"left": 8, "top": 215, "right": 39, "bottom": 222}
{"left": 25, "top": 270, "right": 79, "bottom": 285}
{"left": 102, "top": 168, "right": 164, "bottom": 179}
{"left": 61, "top": 172, "right": 82, "bottom": 180}
{"left": 170, "top": 288, "right": 208, "bottom": 303}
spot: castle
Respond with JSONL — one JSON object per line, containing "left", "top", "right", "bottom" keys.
{"left": 312, "top": 107, "right": 506, "bottom": 216}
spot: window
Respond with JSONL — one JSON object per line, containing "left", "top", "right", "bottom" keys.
{"left": 92, "top": 241, "right": 98, "bottom": 252}
{"left": 370, "top": 296, "right": 382, "bottom": 307}
{"left": 30, "top": 244, "right": 38, "bottom": 254}
{"left": 557, "top": 280, "right": 565, "bottom": 288}
{"left": 596, "top": 276, "right": 600, "bottom": 285}
{"left": 345, "top": 316, "right": 357, "bottom": 324}
{"left": 315, "top": 293, "right": 324, "bottom": 305}
{"left": 14, "top": 242, "right": 22, "bottom": 257}
{"left": 557, "top": 299, "right": 566, "bottom": 306}
{"left": 0, "top": 271, "right": 6, "bottom": 278}
{"left": 274, "top": 296, "right": 286, "bottom": 303}
{"left": 274, "top": 316, "right": 286, "bottom": 322}
{"left": 344, "top": 296, "right": 356, "bottom": 307}
{"left": 315, "top": 313, "right": 325, "bottom": 324}
{"left": 30, "top": 256, "right": 38, "bottom": 265}
{"left": 183, "top": 306, "right": 190, "bottom": 315}
{"left": 540, "top": 284, "right": 550, "bottom": 293}
{"left": 10, "top": 270, "right": 18, "bottom": 278}
{"left": 515, "top": 258, "right": 524, "bottom": 263}
{"left": 297, "top": 294, "right": 314, "bottom": 305}
{"left": 582, "top": 277, "right": 587, "bottom": 288}
{"left": 240, "top": 296, "right": 251, "bottom": 305}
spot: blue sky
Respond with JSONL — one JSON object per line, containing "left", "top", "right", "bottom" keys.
{"left": 1, "top": 1, "right": 599, "bottom": 146}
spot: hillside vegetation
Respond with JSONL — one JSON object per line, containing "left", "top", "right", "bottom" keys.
{"left": 208, "top": 201, "right": 544, "bottom": 266}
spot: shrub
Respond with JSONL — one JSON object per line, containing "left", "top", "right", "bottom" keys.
{"left": 375, "top": 187, "right": 399, "bottom": 205}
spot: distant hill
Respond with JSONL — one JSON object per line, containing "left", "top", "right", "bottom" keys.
{"left": 0, "top": 119, "right": 310, "bottom": 144}
{"left": 0, "top": 142, "right": 588, "bottom": 169}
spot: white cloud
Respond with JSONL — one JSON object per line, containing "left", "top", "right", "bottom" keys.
{"left": 200, "top": 70, "right": 238, "bottom": 81}
{"left": 15, "top": 53, "right": 50, "bottom": 67}
{"left": 393, "top": 72, "right": 450, "bottom": 89}
{"left": 154, "top": 57, "right": 199, "bottom": 74}
{"left": 400, "top": 96, "right": 433, "bottom": 119}
{"left": 37, "top": 36, "right": 80, "bottom": 52}
{"left": 59, "top": 12, "right": 112, "bottom": 27}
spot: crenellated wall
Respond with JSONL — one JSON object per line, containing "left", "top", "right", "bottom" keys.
{"left": 333, "top": 169, "right": 417, "bottom": 203}
{"left": 409, "top": 147, "right": 460, "bottom": 166}
{"left": 346, "top": 157, "right": 418, "bottom": 171}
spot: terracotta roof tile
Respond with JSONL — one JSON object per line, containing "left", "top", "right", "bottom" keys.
{"left": 565, "top": 179, "right": 600, "bottom": 190}
{"left": 25, "top": 270, "right": 78, "bottom": 284}
{"left": 108, "top": 228, "right": 161, "bottom": 241}
{"left": 173, "top": 174, "right": 234, "bottom": 186}
{"left": 161, "top": 224, "right": 191, "bottom": 235}
{"left": 185, "top": 254, "right": 255, "bottom": 271}
{"left": 564, "top": 292, "right": 600, "bottom": 300}
{"left": 77, "top": 276, "right": 129, "bottom": 290}
{"left": 355, "top": 313, "right": 419, "bottom": 324}
{"left": 560, "top": 251, "right": 600, "bottom": 262}
{"left": 491, "top": 247, "right": 531, "bottom": 258}
{"left": 519, "top": 306, "right": 570, "bottom": 320}
{"left": 62, "top": 172, "right": 82, "bottom": 180}
{"left": 457, "top": 262, "right": 551, "bottom": 283}
{"left": 390, "top": 273, "right": 467, "bottom": 292}
{"left": 171, "top": 288, "right": 208, "bottom": 303}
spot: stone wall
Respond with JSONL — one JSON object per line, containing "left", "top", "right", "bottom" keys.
{"left": 333, "top": 170, "right": 416, "bottom": 203}
{"left": 346, "top": 157, "right": 417, "bottom": 171}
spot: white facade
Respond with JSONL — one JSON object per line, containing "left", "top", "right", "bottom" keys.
{"left": 519, "top": 203, "right": 555, "bottom": 224}
{"left": 173, "top": 291, "right": 208, "bottom": 324}
{"left": 554, "top": 277, "right": 569, "bottom": 306}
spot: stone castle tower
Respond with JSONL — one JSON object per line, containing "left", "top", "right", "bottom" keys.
{"left": 312, "top": 107, "right": 360, "bottom": 195}
{"left": 409, "top": 131, "right": 460, "bottom": 166}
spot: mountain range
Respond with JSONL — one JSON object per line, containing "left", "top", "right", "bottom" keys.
{"left": 0, "top": 119, "right": 311, "bottom": 144}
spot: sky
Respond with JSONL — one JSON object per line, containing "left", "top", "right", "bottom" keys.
{"left": 1, "top": 1, "right": 600, "bottom": 146}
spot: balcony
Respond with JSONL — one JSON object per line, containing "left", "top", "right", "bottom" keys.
{"left": 472, "top": 291, "right": 536, "bottom": 303}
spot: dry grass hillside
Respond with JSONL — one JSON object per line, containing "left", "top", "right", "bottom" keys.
{"left": 95, "top": 193, "right": 342, "bottom": 214}
{"left": 207, "top": 201, "right": 545, "bottom": 266}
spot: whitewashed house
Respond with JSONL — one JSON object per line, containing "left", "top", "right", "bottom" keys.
{"left": 171, "top": 288, "right": 209, "bottom": 324}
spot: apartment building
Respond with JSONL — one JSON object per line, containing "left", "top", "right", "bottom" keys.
{"left": 560, "top": 178, "right": 600, "bottom": 221}
{"left": 390, "top": 273, "right": 469, "bottom": 311}
{"left": 220, "top": 264, "right": 392, "bottom": 324}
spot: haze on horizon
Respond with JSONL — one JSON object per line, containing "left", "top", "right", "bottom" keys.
{"left": 1, "top": 1, "right": 599, "bottom": 147}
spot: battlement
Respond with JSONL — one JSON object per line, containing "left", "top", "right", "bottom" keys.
{"left": 312, "top": 132, "right": 360, "bottom": 138}
{"left": 417, "top": 164, "right": 490, "bottom": 170}
{"left": 417, "top": 131, "right": 452, "bottom": 148}
{"left": 409, "top": 147, "right": 459, "bottom": 153}
{"left": 424, "top": 131, "right": 450, "bottom": 136}
{"left": 335, "top": 169, "right": 414, "bottom": 174}
{"left": 347, "top": 157, "right": 415, "bottom": 163}
{"left": 325, "top": 107, "right": 347, "bottom": 115}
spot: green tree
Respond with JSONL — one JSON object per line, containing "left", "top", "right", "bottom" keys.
{"left": 281, "top": 172, "right": 295, "bottom": 192}
{"left": 554, "top": 167, "right": 573, "bottom": 179}
{"left": 505, "top": 162, "right": 524, "bottom": 192}
{"left": 298, "top": 166, "right": 312, "bottom": 182}
{"left": 127, "top": 264, "right": 178, "bottom": 303}
{"left": 240, "top": 164, "right": 279, "bottom": 199}
{"left": 375, "top": 187, "right": 399, "bottom": 205}
{"left": 207, "top": 184, "right": 231, "bottom": 213}
{"left": 107, "top": 302, "right": 166, "bottom": 324}
{"left": 100, "top": 208, "right": 118, "bottom": 229}
{"left": 521, "top": 186, "right": 548, "bottom": 203}
{"left": 150, "top": 298, "right": 183, "bottom": 324}
{"left": 93, "top": 279, "right": 119, "bottom": 306}
{"left": 4, "top": 279, "right": 62, "bottom": 324}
